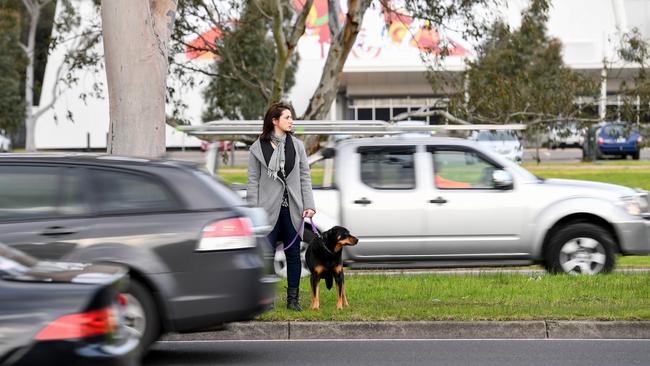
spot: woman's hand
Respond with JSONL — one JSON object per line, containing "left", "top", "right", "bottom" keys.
{"left": 302, "top": 209, "right": 315, "bottom": 218}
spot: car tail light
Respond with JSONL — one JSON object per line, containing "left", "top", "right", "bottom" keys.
{"left": 597, "top": 137, "right": 604, "bottom": 145}
{"left": 196, "top": 217, "right": 256, "bottom": 251}
{"left": 34, "top": 307, "right": 117, "bottom": 341}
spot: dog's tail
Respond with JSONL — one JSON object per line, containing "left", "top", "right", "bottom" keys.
{"left": 324, "top": 272, "right": 333, "bottom": 290}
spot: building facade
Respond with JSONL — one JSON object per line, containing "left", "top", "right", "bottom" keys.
{"left": 35, "top": 0, "right": 649, "bottom": 149}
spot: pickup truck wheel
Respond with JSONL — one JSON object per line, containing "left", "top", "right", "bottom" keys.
{"left": 273, "top": 241, "right": 310, "bottom": 278}
{"left": 123, "top": 280, "right": 161, "bottom": 355}
{"left": 545, "top": 223, "right": 615, "bottom": 274}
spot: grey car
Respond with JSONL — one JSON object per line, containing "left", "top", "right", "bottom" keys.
{"left": 0, "top": 154, "right": 276, "bottom": 353}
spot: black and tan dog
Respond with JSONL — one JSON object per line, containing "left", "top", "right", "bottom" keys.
{"left": 305, "top": 226, "right": 358, "bottom": 310}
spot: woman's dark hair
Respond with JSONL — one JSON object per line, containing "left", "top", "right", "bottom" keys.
{"left": 260, "top": 102, "right": 293, "bottom": 141}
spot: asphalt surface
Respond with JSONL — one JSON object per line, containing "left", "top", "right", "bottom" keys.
{"left": 145, "top": 339, "right": 650, "bottom": 366}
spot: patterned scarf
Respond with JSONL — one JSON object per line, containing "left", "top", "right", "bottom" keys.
{"left": 267, "top": 133, "right": 286, "bottom": 181}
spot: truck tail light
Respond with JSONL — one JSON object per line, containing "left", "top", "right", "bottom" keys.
{"left": 196, "top": 217, "right": 256, "bottom": 251}
{"left": 34, "top": 307, "right": 117, "bottom": 341}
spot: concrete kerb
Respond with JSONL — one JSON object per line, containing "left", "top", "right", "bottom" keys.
{"left": 161, "top": 321, "right": 650, "bottom": 341}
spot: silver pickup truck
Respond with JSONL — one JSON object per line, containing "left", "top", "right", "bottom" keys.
{"left": 266, "top": 135, "right": 650, "bottom": 275}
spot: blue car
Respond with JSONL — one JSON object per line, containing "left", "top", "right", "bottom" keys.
{"left": 596, "top": 123, "right": 643, "bottom": 160}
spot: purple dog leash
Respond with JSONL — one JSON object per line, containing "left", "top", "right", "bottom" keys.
{"left": 279, "top": 217, "right": 318, "bottom": 251}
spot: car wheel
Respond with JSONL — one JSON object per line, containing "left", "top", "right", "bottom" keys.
{"left": 273, "top": 241, "right": 310, "bottom": 278}
{"left": 545, "top": 223, "right": 616, "bottom": 275}
{"left": 632, "top": 151, "right": 640, "bottom": 160}
{"left": 123, "top": 280, "right": 161, "bottom": 354}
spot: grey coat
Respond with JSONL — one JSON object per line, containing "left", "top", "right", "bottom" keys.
{"left": 246, "top": 136, "right": 315, "bottom": 237}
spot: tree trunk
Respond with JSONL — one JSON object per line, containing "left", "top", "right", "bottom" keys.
{"left": 301, "top": 0, "right": 371, "bottom": 154}
{"left": 24, "top": 3, "right": 40, "bottom": 152}
{"left": 269, "top": 0, "right": 312, "bottom": 105}
{"left": 101, "top": 0, "right": 177, "bottom": 158}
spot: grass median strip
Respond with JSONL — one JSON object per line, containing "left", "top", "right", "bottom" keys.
{"left": 261, "top": 273, "right": 650, "bottom": 321}
{"left": 525, "top": 164, "right": 650, "bottom": 190}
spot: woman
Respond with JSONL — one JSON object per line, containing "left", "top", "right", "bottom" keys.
{"left": 247, "top": 102, "right": 316, "bottom": 311}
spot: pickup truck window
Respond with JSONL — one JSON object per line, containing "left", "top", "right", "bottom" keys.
{"left": 358, "top": 146, "right": 415, "bottom": 190}
{"left": 431, "top": 149, "right": 500, "bottom": 189}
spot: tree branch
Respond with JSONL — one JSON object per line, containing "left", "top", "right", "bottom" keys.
{"left": 21, "top": 0, "right": 34, "bottom": 14}
{"left": 271, "top": 0, "right": 287, "bottom": 60}
{"left": 252, "top": 0, "right": 273, "bottom": 20}
{"left": 37, "top": 0, "right": 52, "bottom": 10}
{"left": 391, "top": 108, "right": 471, "bottom": 125}
{"left": 33, "top": 55, "right": 66, "bottom": 120}
{"left": 288, "top": 0, "right": 313, "bottom": 48}
{"left": 175, "top": 62, "right": 219, "bottom": 78}
{"left": 327, "top": 0, "right": 341, "bottom": 39}
{"left": 216, "top": 40, "right": 272, "bottom": 101}
{"left": 302, "top": 0, "right": 372, "bottom": 120}
{"left": 18, "top": 42, "right": 29, "bottom": 55}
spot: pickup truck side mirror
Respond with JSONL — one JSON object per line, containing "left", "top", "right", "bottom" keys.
{"left": 492, "top": 170, "right": 514, "bottom": 190}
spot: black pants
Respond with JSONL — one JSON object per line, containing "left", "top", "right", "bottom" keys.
{"left": 267, "top": 206, "right": 301, "bottom": 288}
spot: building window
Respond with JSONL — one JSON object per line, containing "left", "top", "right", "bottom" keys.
{"left": 358, "top": 108, "right": 373, "bottom": 120}
{"left": 375, "top": 108, "right": 390, "bottom": 121}
{"left": 392, "top": 107, "right": 408, "bottom": 120}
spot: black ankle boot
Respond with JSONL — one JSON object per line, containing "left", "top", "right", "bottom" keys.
{"left": 286, "top": 287, "right": 302, "bottom": 311}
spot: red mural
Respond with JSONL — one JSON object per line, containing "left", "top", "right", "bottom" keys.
{"left": 185, "top": 27, "right": 222, "bottom": 61}
{"left": 184, "top": 0, "right": 468, "bottom": 61}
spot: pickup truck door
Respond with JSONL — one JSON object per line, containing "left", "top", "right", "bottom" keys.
{"left": 423, "top": 146, "right": 528, "bottom": 256}
{"left": 341, "top": 145, "right": 427, "bottom": 260}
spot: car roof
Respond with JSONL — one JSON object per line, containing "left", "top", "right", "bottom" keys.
{"left": 337, "top": 135, "right": 475, "bottom": 148}
{"left": 0, "top": 153, "right": 198, "bottom": 169}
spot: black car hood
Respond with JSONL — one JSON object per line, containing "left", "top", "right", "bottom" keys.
{"left": 3, "top": 262, "right": 127, "bottom": 285}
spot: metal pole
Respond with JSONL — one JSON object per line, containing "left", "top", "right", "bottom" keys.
{"left": 323, "top": 135, "right": 335, "bottom": 187}
{"left": 230, "top": 140, "right": 235, "bottom": 167}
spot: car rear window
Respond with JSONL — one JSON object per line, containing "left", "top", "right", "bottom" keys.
{"left": 89, "top": 169, "right": 180, "bottom": 214}
{"left": 192, "top": 170, "right": 247, "bottom": 207}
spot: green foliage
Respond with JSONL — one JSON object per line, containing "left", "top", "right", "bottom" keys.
{"left": 262, "top": 273, "right": 650, "bottom": 321}
{"left": 201, "top": 2, "right": 298, "bottom": 121}
{"left": 525, "top": 163, "right": 650, "bottom": 191}
{"left": 0, "top": 7, "right": 25, "bottom": 131}
{"left": 449, "top": 0, "right": 597, "bottom": 132}
{"left": 617, "top": 27, "right": 650, "bottom": 128}
{"left": 171, "top": 0, "right": 298, "bottom": 124}
{"left": 0, "top": 0, "right": 102, "bottom": 136}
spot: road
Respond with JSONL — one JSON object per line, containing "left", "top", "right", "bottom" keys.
{"left": 144, "top": 339, "right": 650, "bottom": 366}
